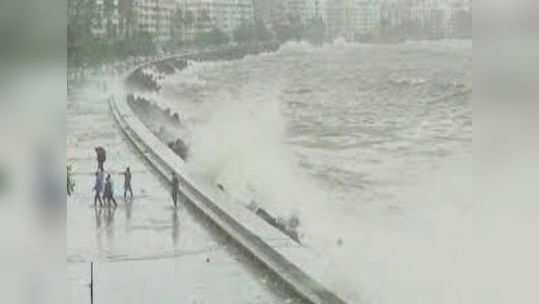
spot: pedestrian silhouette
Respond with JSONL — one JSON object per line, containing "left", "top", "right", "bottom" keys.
{"left": 93, "top": 170, "right": 104, "bottom": 206}
{"left": 123, "top": 167, "right": 133, "bottom": 201}
{"left": 95, "top": 146, "right": 106, "bottom": 171}
{"left": 104, "top": 174, "right": 117, "bottom": 207}
{"left": 171, "top": 172, "right": 179, "bottom": 208}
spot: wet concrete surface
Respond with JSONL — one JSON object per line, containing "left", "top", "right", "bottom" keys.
{"left": 67, "top": 79, "right": 306, "bottom": 304}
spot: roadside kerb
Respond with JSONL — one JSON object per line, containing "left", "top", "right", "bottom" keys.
{"left": 109, "top": 56, "right": 349, "bottom": 304}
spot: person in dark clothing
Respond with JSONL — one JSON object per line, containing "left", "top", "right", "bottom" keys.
{"left": 93, "top": 170, "right": 104, "bottom": 206}
{"left": 95, "top": 147, "right": 106, "bottom": 171}
{"left": 171, "top": 173, "right": 179, "bottom": 208}
{"left": 123, "top": 167, "right": 133, "bottom": 201}
{"left": 103, "top": 174, "right": 117, "bottom": 207}
{"left": 67, "top": 165, "right": 75, "bottom": 196}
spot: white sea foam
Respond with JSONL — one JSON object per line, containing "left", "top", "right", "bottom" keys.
{"left": 127, "top": 42, "right": 515, "bottom": 304}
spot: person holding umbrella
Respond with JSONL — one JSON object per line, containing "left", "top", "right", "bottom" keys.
{"left": 95, "top": 146, "right": 106, "bottom": 171}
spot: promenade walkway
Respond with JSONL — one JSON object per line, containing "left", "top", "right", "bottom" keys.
{"left": 66, "top": 76, "right": 301, "bottom": 303}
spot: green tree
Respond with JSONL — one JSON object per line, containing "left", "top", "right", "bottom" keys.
{"left": 184, "top": 10, "right": 194, "bottom": 27}
{"left": 68, "top": 0, "right": 98, "bottom": 67}
{"left": 103, "top": 0, "right": 116, "bottom": 38}
{"left": 233, "top": 22, "right": 254, "bottom": 43}
{"left": 182, "top": 10, "right": 195, "bottom": 44}
{"left": 171, "top": 8, "right": 184, "bottom": 44}
{"left": 255, "top": 20, "right": 273, "bottom": 41}
{"left": 233, "top": 20, "right": 272, "bottom": 42}
{"left": 124, "top": 0, "right": 137, "bottom": 38}
{"left": 196, "top": 28, "right": 229, "bottom": 47}
{"left": 197, "top": 9, "right": 212, "bottom": 31}
{"left": 132, "top": 31, "right": 157, "bottom": 56}
{"left": 274, "top": 15, "right": 304, "bottom": 42}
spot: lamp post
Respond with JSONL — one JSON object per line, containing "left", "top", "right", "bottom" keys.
{"left": 90, "top": 262, "right": 94, "bottom": 304}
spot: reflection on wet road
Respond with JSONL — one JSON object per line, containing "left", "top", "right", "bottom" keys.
{"left": 67, "top": 81, "right": 306, "bottom": 304}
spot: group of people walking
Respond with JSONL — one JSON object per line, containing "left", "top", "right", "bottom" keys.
{"left": 93, "top": 168, "right": 133, "bottom": 207}
{"left": 89, "top": 146, "right": 180, "bottom": 208}
{"left": 92, "top": 146, "right": 133, "bottom": 207}
{"left": 67, "top": 146, "right": 181, "bottom": 207}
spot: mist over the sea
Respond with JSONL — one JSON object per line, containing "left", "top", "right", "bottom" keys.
{"left": 146, "top": 40, "right": 478, "bottom": 303}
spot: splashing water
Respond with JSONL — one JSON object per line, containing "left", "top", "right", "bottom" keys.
{"left": 149, "top": 41, "right": 526, "bottom": 304}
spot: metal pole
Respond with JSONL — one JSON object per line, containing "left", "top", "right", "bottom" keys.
{"left": 90, "top": 262, "right": 94, "bottom": 304}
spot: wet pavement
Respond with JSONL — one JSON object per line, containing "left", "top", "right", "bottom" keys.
{"left": 67, "top": 78, "right": 303, "bottom": 303}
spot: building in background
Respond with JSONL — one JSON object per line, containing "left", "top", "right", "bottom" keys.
{"left": 213, "top": 0, "right": 254, "bottom": 36}
{"left": 178, "top": 0, "right": 212, "bottom": 42}
{"left": 286, "top": 0, "right": 307, "bottom": 21}
{"left": 118, "top": 0, "right": 137, "bottom": 38}
{"left": 253, "top": 0, "right": 326, "bottom": 30}
{"left": 326, "top": 0, "right": 382, "bottom": 41}
{"left": 381, "top": 0, "right": 412, "bottom": 29}
{"left": 447, "top": 0, "right": 471, "bottom": 38}
{"left": 286, "top": 0, "right": 313, "bottom": 23}
{"left": 327, "top": 0, "right": 358, "bottom": 41}
{"left": 378, "top": 0, "right": 473, "bottom": 40}
{"left": 283, "top": 0, "right": 326, "bottom": 24}
{"left": 177, "top": 0, "right": 254, "bottom": 42}
{"left": 253, "top": 0, "right": 271, "bottom": 24}
{"left": 356, "top": 0, "right": 381, "bottom": 37}
{"left": 409, "top": 0, "right": 452, "bottom": 39}
{"left": 131, "top": 0, "right": 176, "bottom": 42}
{"left": 92, "top": 0, "right": 122, "bottom": 38}
{"left": 304, "top": 0, "right": 326, "bottom": 22}
{"left": 252, "top": 0, "right": 288, "bottom": 29}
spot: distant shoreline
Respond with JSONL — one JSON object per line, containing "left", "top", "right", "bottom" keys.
{"left": 126, "top": 42, "right": 280, "bottom": 93}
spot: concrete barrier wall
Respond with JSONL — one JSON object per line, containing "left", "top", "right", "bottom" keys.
{"left": 109, "top": 56, "right": 349, "bottom": 304}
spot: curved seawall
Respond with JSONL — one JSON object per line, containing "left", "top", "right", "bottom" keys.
{"left": 109, "top": 51, "right": 350, "bottom": 304}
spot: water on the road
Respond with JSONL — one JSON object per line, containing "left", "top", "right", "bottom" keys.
{"left": 67, "top": 81, "right": 306, "bottom": 304}
{"left": 156, "top": 41, "right": 473, "bottom": 303}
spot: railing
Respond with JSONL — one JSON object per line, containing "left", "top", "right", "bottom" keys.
{"left": 108, "top": 54, "right": 349, "bottom": 304}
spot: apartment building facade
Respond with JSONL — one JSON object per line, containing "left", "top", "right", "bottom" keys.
{"left": 132, "top": 0, "right": 177, "bottom": 41}
{"left": 356, "top": 0, "right": 381, "bottom": 36}
{"left": 380, "top": 0, "right": 413, "bottom": 28}
{"left": 177, "top": 0, "right": 254, "bottom": 41}
{"left": 327, "top": 0, "right": 381, "bottom": 40}
{"left": 92, "top": 0, "right": 122, "bottom": 38}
